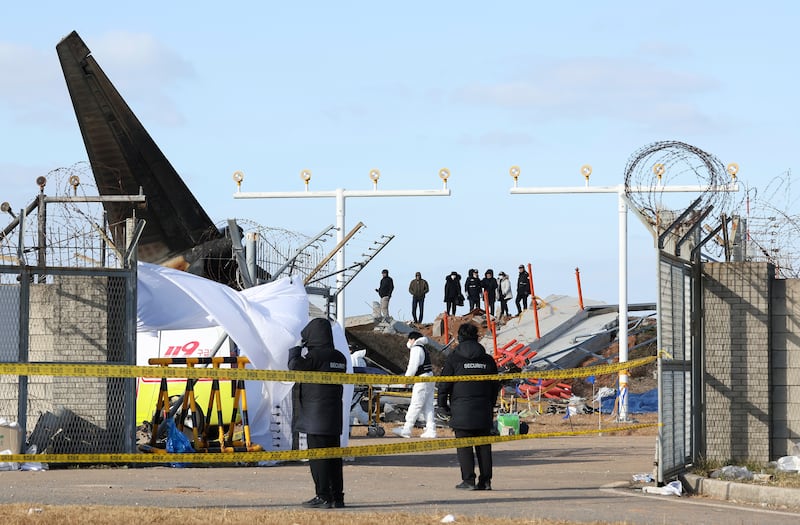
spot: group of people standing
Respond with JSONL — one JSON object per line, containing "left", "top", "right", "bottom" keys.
{"left": 444, "top": 265, "right": 532, "bottom": 320}
{"left": 379, "top": 265, "right": 533, "bottom": 325}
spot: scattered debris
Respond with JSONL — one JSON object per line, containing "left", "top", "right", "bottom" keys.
{"left": 775, "top": 456, "right": 800, "bottom": 473}
{"left": 710, "top": 465, "right": 754, "bottom": 480}
{"left": 642, "top": 480, "right": 682, "bottom": 496}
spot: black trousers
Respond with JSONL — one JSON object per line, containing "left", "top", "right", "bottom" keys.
{"left": 454, "top": 428, "right": 493, "bottom": 485}
{"left": 468, "top": 296, "right": 480, "bottom": 311}
{"left": 306, "top": 434, "right": 344, "bottom": 502}
{"left": 515, "top": 293, "right": 528, "bottom": 314}
{"left": 445, "top": 300, "right": 457, "bottom": 316}
{"left": 499, "top": 298, "right": 509, "bottom": 317}
{"left": 411, "top": 296, "right": 425, "bottom": 323}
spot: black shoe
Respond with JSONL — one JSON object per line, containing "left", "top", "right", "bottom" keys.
{"left": 473, "top": 481, "right": 492, "bottom": 491}
{"left": 333, "top": 500, "right": 345, "bottom": 508}
{"left": 455, "top": 480, "right": 475, "bottom": 490}
{"left": 301, "top": 496, "right": 332, "bottom": 508}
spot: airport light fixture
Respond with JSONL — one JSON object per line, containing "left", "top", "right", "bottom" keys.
{"left": 508, "top": 164, "right": 739, "bottom": 421}
{"left": 233, "top": 169, "right": 451, "bottom": 327}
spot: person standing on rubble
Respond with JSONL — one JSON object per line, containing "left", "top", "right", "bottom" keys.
{"left": 408, "top": 272, "right": 430, "bottom": 325}
{"left": 480, "top": 269, "right": 498, "bottom": 316}
{"left": 497, "top": 271, "right": 513, "bottom": 319}
{"left": 515, "top": 264, "right": 531, "bottom": 316}
{"left": 392, "top": 331, "right": 437, "bottom": 439}
{"left": 376, "top": 269, "right": 394, "bottom": 322}
{"left": 288, "top": 318, "right": 349, "bottom": 509}
{"left": 438, "top": 322, "right": 500, "bottom": 491}
{"left": 444, "top": 271, "right": 462, "bottom": 316}
{"left": 464, "top": 269, "right": 483, "bottom": 312}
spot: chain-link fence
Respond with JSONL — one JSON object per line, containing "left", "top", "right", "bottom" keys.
{"left": 0, "top": 234, "right": 137, "bottom": 457}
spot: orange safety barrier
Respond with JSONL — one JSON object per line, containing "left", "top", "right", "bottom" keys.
{"left": 497, "top": 343, "right": 525, "bottom": 367}
{"left": 575, "top": 267, "right": 585, "bottom": 310}
{"left": 495, "top": 341, "right": 539, "bottom": 369}
{"left": 516, "top": 378, "right": 572, "bottom": 400}
{"left": 483, "top": 289, "right": 498, "bottom": 358}
{"left": 498, "top": 339, "right": 518, "bottom": 352}
{"left": 527, "top": 263, "right": 541, "bottom": 339}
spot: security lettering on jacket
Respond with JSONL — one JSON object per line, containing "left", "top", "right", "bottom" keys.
{"left": 437, "top": 336, "right": 500, "bottom": 431}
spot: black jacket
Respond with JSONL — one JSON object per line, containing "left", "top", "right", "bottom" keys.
{"left": 378, "top": 276, "right": 394, "bottom": 298}
{"left": 288, "top": 318, "right": 348, "bottom": 436}
{"left": 517, "top": 271, "right": 531, "bottom": 296}
{"left": 437, "top": 338, "right": 500, "bottom": 430}
{"left": 464, "top": 276, "right": 482, "bottom": 301}
{"left": 444, "top": 274, "right": 462, "bottom": 302}
{"left": 481, "top": 276, "right": 498, "bottom": 302}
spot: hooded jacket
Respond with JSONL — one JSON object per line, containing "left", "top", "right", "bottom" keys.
{"left": 517, "top": 270, "right": 531, "bottom": 296}
{"left": 288, "top": 318, "right": 348, "bottom": 435}
{"left": 437, "top": 337, "right": 500, "bottom": 430}
{"left": 444, "top": 273, "right": 462, "bottom": 302}
{"left": 481, "top": 275, "right": 498, "bottom": 302}
{"left": 498, "top": 275, "right": 513, "bottom": 301}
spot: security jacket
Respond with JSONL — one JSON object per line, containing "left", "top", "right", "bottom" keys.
{"left": 288, "top": 318, "right": 348, "bottom": 436}
{"left": 437, "top": 338, "right": 500, "bottom": 431}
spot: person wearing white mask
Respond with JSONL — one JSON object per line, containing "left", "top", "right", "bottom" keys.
{"left": 392, "top": 331, "right": 437, "bottom": 438}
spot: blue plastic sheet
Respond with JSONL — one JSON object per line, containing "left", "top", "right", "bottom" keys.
{"left": 600, "top": 388, "right": 658, "bottom": 414}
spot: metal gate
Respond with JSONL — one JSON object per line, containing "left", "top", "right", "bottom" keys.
{"left": 657, "top": 253, "right": 697, "bottom": 482}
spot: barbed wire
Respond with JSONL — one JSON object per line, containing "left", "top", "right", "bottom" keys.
{"left": 743, "top": 170, "right": 800, "bottom": 277}
{"left": 623, "top": 141, "right": 739, "bottom": 229}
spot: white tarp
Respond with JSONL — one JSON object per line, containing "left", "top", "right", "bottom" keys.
{"left": 136, "top": 262, "right": 353, "bottom": 450}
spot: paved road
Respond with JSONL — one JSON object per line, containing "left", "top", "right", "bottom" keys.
{"left": 2, "top": 435, "right": 799, "bottom": 524}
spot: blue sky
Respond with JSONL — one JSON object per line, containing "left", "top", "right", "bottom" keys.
{"left": 2, "top": 2, "right": 798, "bottom": 319}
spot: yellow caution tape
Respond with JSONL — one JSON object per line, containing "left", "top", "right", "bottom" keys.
{"left": 0, "top": 356, "right": 656, "bottom": 385}
{"left": 1, "top": 422, "right": 658, "bottom": 464}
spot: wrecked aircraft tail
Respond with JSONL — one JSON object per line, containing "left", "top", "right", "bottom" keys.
{"left": 55, "top": 30, "right": 222, "bottom": 270}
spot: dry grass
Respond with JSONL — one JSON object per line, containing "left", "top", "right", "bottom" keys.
{"left": 0, "top": 503, "right": 631, "bottom": 525}
{"left": 690, "top": 457, "right": 800, "bottom": 489}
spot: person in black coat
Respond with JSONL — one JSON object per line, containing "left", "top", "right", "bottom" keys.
{"left": 376, "top": 269, "right": 394, "bottom": 322}
{"left": 480, "top": 269, "right": 498, "bottom": 316}
{"left": 288, "top": 317, "right": 349, "bottom": 508}
{"left": 437, "top": 322, "right": 501, "bottom": 490}
{"left": 464, "top": 269, "right": 483, "bottom": 311}
{"left": 443, "top": 271, "right": 462, "bottom": 316}
{"left": 515, "top": 264, "right": 531, "bottom": 315}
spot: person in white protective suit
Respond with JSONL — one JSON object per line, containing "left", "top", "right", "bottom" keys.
{"left": 392, "top": 331, "right": 437, "bottom": 438}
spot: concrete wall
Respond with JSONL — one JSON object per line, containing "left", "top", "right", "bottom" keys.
{"left": 27, "top": 276, "right": 113, "bottom": 429}
{"left": 770, "top": 279, "right": 800, "bottom": 457}
{"left": 702, "top": 262, "right": 772, "bottom": 463}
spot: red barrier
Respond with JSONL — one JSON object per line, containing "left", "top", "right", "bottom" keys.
{"left": 527, "top": 263, "right": 541, "bottom": 339}
{"left": 575, "top": 267, "right": 584, "bottom": 310}
{"left": 483, "top": 289, "right": 498, "bottom": 358}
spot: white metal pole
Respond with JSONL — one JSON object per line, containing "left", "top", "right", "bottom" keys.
{"left": 336, "top": 189, "right": 346, "bottom": 329}
{"left": 617, "top": 190, "right": 629, "bottom": 421}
